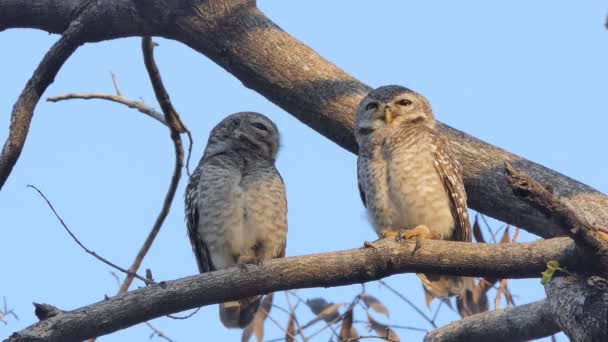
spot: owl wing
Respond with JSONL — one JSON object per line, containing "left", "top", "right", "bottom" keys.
{"left": 356, "top": 156, "right": 369, "bottom": 208}
{"left": 185, "top": 163, "right": 215, "bottom": 273}
{"left": 432, "top": 133, "right": 471, "bottom": 242}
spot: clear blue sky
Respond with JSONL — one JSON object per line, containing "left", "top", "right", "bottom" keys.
{"left": 2, "top": 1, "right": 607, "bottom": 341}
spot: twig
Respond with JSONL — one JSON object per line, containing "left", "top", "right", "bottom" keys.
{"left": 352, "top": 321, "right": 427, "bottom": 333}
{"left": 258, "top": 306, "right": 298, "bottom": 341}
{"left": 47, "top": 93, "right": 166, "bottom": 124}
{"left": 285, "top": 292, "right": 308, "bottom": 342}
{"left": 110, "top": 71, "right": 122, "bottom": 96}
{"left": 116, "top": 37, "right": 186, "bottom": 294}
{"left": 166, "top": 307, "right": 201, "bottom": 320}
{"left": 347, "top": 335, "right": 399, "bottom": 342}
{"left": 144, "top": 321, "right": 175, "bottom": 342}
{"left": 378, "top": 280, "right": 437, "bottom": 328}
{"left": 0, "top": 297, "right": 18, "bottom": 325}
{"left": 0, "top": 23, "right": 84, "bottom": 190}
{"left": 27, "top": 185, "right": 151, "bottom": 285}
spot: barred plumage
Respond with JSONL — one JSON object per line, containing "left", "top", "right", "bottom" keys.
{"left": 185, "top": 112, "right": 287, "bottom": 328}
{"left": 355, "top": 85, "right": 471, "bottom": 298}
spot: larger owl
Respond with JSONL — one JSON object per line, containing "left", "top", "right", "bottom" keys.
{"left": 185, "top": 112, "right": 287, "bottom": 328}
{"left": 355, "top": 85, "right": 471, "bottom": 298}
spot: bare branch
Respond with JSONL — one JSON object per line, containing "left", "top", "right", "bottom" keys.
{"left": 47, "top": 93, "right": 166, "bottom": 125}
{"left": 424, "top": 300, "right": 559, "bottom": 342}
{"left": 0, "top": 23, "right": 84, "bottom": 190}
{"left": 6, "top": 237, "right": 585, "bottom": 341}
{"left": 116, "top": 37, "right": 186, "bottom": 294}
{"left": 378, "top": 280, "right": 436, "bottom": 328}
{"left": 506, "top": 162, "right": 608, "bottom": 272}
{"left": 27, "top": 185, "right": 151, "bottom": 285}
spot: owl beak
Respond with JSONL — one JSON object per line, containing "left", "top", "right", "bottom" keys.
{"left": 384, "top": 107, "right": 393, "bottom": 124}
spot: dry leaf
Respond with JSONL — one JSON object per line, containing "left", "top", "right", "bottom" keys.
{"left": 499, "top": 226, "right": 511, "bottom": 244}
{"left": 423, "top": 287, "right": 433, "bottom": 311}
{"left": 511, "top": 227, "right": 520, "bottom": 242}
{"left": 305, "top": 298, "right": 341, "bottom": 322}
{"left": 285, "top": 312, "right": 295, "bottom": 342}
{"left": 242, "top": 294, "right": 273, "bottom": 342}
{"left": 366, "top": 312, "right": 400, "bottom": 342}
{"left": 361, "top": 293, "right": 390, "bottom": 318}
{"left": 456, "top": 279, "right": 489, "bottom": 317}
{"left": 339, "top": 308, "right": 359, "bottom": 341}
{"left": 494, "top": 279, "right": 509, "bottom": 310}
{"left": 422, "top": 285, "right": 453, "bottom": 311}
{"left": 472, "top": 215, "right": 485, "bottom": 243}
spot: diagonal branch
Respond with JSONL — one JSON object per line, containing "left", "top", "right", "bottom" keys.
{"left": 0, "top": 23, "right": 84, "bottom": 190}
{"left": 506, "top": 162, "right": 608, "bottom": 272}
{"left": 5, "top": 237, "right": 588, "bottom": 342}
{"left": 27, "top": 185, "right": 151, "bottom": 285}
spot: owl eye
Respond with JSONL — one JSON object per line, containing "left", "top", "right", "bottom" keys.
{"left": 397, "top": 99, "right": 412, "bottom": 106}
{"left": 358, "top": 127, "right": 374, "bottom": 135}
{"left": 365, "top": 102, "right": 378, "bottom": 111}
{"left": 251, "top": 122, "right": 269, "bottom": 131}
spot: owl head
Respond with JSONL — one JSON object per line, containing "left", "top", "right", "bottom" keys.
{"left": 355, "top": 85, "right": 434, "bottom": 144}
{"left": 205, "top": 112, "right": 280, "bottom": 160}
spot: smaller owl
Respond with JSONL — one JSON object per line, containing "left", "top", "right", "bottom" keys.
{"left": 355, "top": 85, "right": 471, "bottom": 298}
{"left": 185, "top": 112, "right": 287, "bottom": 328}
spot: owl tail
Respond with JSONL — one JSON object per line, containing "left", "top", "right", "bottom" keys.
{"left": 219, "top": 295, "right": 262, "bottom": 329}
{"left": 417, "top": 273, "right": 466, "bottom": 298}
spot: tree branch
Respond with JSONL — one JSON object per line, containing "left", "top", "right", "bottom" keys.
{"left": 424, "top": 300, "right": 559, "bottom": 342}
{"left": 5, "top": 237, "right": 587, "bottom": 341}
{"left": 506, "top": 162, "right": 608, "bottom": 270}
{"left": 0, "top": 23, "right": 84, "bottom": 189}
{"left": 1, "top": 0, "right": 606, "bottom": 242}
{"left": 115, "top": 37, "right": 187, "bottom": 294}
{"left": 546, "top": 276, "right": 608, "bottom": 341}
{"left": 47, "top": 93, "right": 167, "bottom": 125}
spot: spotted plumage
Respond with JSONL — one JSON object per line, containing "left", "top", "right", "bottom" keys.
{"left": 185, "top": 112, "right": 287, "bottom": 328}
{"left": 355, "top": 85, "right": 470, "bottom": 297}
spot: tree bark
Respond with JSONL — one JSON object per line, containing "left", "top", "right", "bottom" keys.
{"left": 1, "top": 0, "right": 607, "bottom": 241}
{"left": 424, "top": 300, "right": 559, "bottom": 342}
{"left": 546, "top": 276, "right": 608, "bottom": 342}
{"left": 6, "top": 237, "right": 581, "bottom": 342}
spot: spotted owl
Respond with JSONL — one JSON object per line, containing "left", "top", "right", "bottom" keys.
{"left": 355, "top": 85, "right": 471, "bottom": 298}
{"left": 185, "top": 112, "right": 287, "bottom": 328}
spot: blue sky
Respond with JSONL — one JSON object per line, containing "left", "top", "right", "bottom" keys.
{"left": 2, "top": 1, "right": 607, "bottom": 341}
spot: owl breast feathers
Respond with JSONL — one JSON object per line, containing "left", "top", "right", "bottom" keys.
{"left": 185, "top": 112, "right": 287, "bottom": 328}
{"left": 355, "top": 85, "right": 470, "bottom": 297}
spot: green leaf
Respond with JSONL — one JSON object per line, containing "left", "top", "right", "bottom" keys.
{"left": 541, "top": 260, "right": 560, "bottom": 285}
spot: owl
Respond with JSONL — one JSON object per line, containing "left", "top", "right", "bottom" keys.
{"left": 185, "top": 112, "right": 287, "bottom": 328}
{"left": 355, "top": 85, "right": 471, "bottom": 298}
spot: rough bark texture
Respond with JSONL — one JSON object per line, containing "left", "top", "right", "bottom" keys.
{"left": 424, "top": 300, "right": 559, "bottom": 342}
{"left": 546, "top": 276, "right": 608, "bottom": 342}
{"left": 6, "top": 237, "right": 581, "bottom": 341}
{"left": 1, "top": 0, "right": 607, "bottom": 242}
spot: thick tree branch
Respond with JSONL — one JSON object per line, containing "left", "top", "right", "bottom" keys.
{"left": 506, "top": 162, "right": 608, "bottom": 271}
{"left": 546, "top": 276, "right": 608, "bottom": 341}
{"left": 424, "top": 300, "right": 559, "bottom": 342}
{"left": 1, "top": 0, "right": 606, "bottom": 242}
{"left": 5, "top": 237, "right": 588, "bottom": 341}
